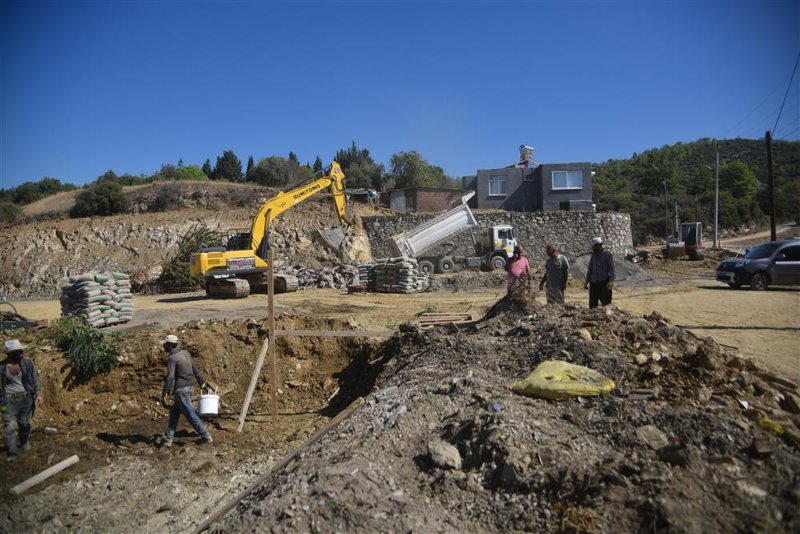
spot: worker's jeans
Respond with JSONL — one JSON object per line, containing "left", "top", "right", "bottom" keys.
{"left": 589, "top": 279, "right": 612, "bottom": 309}
{"left": 164, "top": 387, "right": 210, "bottom": 440}
{"left": 3, "top": 393, "right": 33, "bottom": 456}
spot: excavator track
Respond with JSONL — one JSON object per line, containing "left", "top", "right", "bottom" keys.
{"left": 206, "top": 278, "right": 250, "bottom": 299}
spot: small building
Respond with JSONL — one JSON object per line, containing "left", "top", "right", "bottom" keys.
{"left": 463, "top": 152, "right": 594, "bottom": 211}
{"left": 382, "top": 187, "right": 464, "bottom": 213}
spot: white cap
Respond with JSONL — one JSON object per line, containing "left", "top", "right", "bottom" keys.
{"left": 4, "top": 339, "right": 25, "bottom": 353}
{"left": 591, "top": 237, "right": 603, "bottom": 246}
{"left": 161, "top": 334, "right": 179, "bottom": 346}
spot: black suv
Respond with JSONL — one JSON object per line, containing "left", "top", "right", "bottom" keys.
{"left": 715, "top": 238, "right": 800, "bottom": 290}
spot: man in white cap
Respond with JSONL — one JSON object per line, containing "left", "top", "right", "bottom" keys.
{"left": 583, "top": 237, "right": 615, "bottom": 308}
{"left": 1, "top": 339, "right": 43, "bottom": 462}
{"left": 157, "top": 334, "right": 213, "bottom": 447}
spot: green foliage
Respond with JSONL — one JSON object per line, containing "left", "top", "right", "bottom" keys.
{"left": 313, "top": 156, "right": 324, "bottom": 174}
{"left": 247, "top": 155, "right": 306, "bottom": 186}
{"left": 0, "top": 177, "right": 77, "bottom": 205}
{"left": 389, "top": 151, "right": 451, "bottom": 189}
{"left": 245, "top": 155, "right": 255, "bottom": 181}
{"left": 70, "top": 180, "right": 129, "bottom": 218}
{"left": 156, "top": 225, "right": 224, "bottom": 293}
{"left": 54, "top": 316, "right": 120, "bottom": 382}
{"left": 334, "top": 142, "right": 385, "bottom": 190}
{"left": 214, "top": 150, "right": 243, "bottom": 182}
{"left": 174, "top": 165, "right": 208, "bottom": 181}
{"left": 0, "top": 202, "right": 23, "bottom": 225}
{"left": 593, "top": 138, "right": 800, "bottom": 243}
{"left": 202, "top": 159, "right": 214, "bottom": 178}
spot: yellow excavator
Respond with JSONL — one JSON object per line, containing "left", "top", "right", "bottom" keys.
{"left": 189, "top": 161, "right": 352, "bottom": 298}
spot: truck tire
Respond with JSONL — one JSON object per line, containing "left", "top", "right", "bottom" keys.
{"left": 418, "top": 260, "right": 435, "bottom": 275}
{"left": 490, "top": 255, "right": 506, "bottom": 270}
{"left": 750, "top": 272, "right": 769, "bottom": 291}
{"left": 437, "top": 257, "right": 455, "bottom": 273}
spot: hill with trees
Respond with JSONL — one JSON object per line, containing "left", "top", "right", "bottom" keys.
{"left": 592, "top": 138, "right": 800, "bottom": 243}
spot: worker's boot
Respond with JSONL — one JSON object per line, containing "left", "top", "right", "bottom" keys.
{"left": 156, "top": 436, "right": 173, "bottom": 448}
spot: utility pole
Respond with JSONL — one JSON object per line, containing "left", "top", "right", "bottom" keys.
{"left": 664, "top": 179, "right": 669, "bottom": 239}
{"left": 766, "top": 131, "right": 776, "bottom": 242}
{"left": 714, "top": 149, "right": 720, "bottom": 250}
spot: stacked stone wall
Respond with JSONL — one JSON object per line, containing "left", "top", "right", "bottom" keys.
{"left": 362, "top": 210, "right": 633, "bottom": 262}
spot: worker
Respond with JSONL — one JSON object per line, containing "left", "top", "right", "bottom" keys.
{"left": 1, "top": 339, "right": 43, "bottom": 462}
{"left": 539, "top": 244, "right": 570, "bottom": 304}
{"left": 156, "top": 334, "right": 213, "bottom": 447}
{"left": 505, "top": 245, "right": 531, "bottom": 295}
{"left": 583, "top": 237, "right": 615, "bottom": 309}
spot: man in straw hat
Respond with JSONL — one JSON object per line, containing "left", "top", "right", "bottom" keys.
{"left": 1, "top": 339, "right": 43, "bottom": 462}
{"left": 156, "top": 334, "right": 213, "bottom": 447}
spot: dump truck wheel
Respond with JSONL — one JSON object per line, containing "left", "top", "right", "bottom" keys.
{"left": 437, "top": 258, "right": 455, "bottom": 273}
{"left": 490, "top": 255, "right": 506, "bottom": 270}
{"left": 418, "top": 260, "right": 434, "bottom": 275}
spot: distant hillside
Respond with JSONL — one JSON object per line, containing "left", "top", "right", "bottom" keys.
{"left": 593, "top": 138, "right": 800, "bottom": 244}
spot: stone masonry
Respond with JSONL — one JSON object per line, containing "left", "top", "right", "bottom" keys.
{"left": 362, "top": 210, "right": 633, "bottom": 263}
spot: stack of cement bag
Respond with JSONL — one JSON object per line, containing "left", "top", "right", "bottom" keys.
{"left": 60, "top": 271, "right": 134, "bottom": 327}
{"left": 368, "top": 257, "right": 430, "bottom": 294}
{"left": 357, "top": 263, "right": 377, "bottom": 292}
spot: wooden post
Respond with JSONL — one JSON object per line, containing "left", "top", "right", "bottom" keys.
{"left": 236, "top": 336, "right": 269, "bottom": 433}
{"left": 765, "top": 130, "right": 776, "bottom": 242}
{"left": 268, "top": 247, "right": 278, "bottom": 420}
{"left": 11, "top": 455, "right": 79, "bottom": 495}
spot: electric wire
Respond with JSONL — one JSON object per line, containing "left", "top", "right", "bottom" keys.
{"left": 771, "top": 51, "right": 800, "bottom": 135}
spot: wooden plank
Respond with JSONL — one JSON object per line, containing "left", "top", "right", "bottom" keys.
{"left": 11, "top": 455, "right": 79, "bottom": 495}
{"left": 268, "top": 247, "right": 277, "bottom": 421}
{"left": 237, "top": 336, "right": 269, "bottom": 433}
{"left": 276, "top": 330, "right": 393, "bottom": 338}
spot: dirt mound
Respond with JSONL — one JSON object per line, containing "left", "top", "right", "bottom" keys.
{"left": 217, "top": 301, "right": 800, "bottom": 533}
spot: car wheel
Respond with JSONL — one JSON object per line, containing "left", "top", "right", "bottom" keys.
{"left": 750, "top": 272, "right": 769, "bottom": 291}
{"left": 727, "top": 283, "right": 741, "bottom": 289}
{"left": 490, "top": 255, "right": 506, "bottom": 270}
{"left": 418, "top": 260, "right": 434, "bottom": 275}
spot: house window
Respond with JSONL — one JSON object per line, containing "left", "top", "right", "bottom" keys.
{"left": 552, "top": 170, "right": 583, "bottom": 190}
{"left": 489, "top": 176, "right": 507, "bottom": 196}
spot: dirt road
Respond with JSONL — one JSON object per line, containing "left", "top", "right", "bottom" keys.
{"left": 13, "top": 275, "right": 799, "bottom": 382}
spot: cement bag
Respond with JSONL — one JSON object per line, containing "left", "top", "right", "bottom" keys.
{"left": 510, "top": 360, "right": 615, "bottom": 400}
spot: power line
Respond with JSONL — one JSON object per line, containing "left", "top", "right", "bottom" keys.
{"left": 777, "top": 125, "right": 800, "bottom": 140}
{"left": 772, "top": 51, "right": 800, "bottom": 134}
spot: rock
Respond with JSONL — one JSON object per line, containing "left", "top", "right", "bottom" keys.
{"left": 736, "top": 481, "right": 768, "bottom": 499}
{"left": 577, "top": 329, "right": 593, "bottom": 341}
{"left": 695, "top": 386, "right": 713, "bottom": 403}
{"left": 750, "top": 436, "right": 773, "bottom": 458}
{"left": 635, "top": 425, "right": 669, "bottom": 450}
{"left": 781, "top": 393, "right": 800, "bottom": 415}
{"left": 633, "top": 353, "right": 648, "bottom": 365}
{"left": 657, "top": 444, "right": 690, "bottom": 466}
{"left": 116, "top": 400, "right": 141, "bottom": 416}
{"left": 428, "top": 440, "right": 462, "bottom": 470}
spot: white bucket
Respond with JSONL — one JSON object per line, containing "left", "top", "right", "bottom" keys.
{"left": 198, "top": 392, "right": 219, "bottom": 417}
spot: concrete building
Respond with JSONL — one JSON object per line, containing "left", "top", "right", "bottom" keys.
{"left": 382, "top": 187, "right": 464, "bottom": 213}
{"left": 463, "top": 161, "right": 594, "bottom": 212}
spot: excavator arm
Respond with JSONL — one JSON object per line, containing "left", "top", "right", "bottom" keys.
{"left": 249, "top": 161, "right": 352, "bottom": 259}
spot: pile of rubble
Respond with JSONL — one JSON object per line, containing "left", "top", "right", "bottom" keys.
{"left": 59, "top": 271, "right": 134, "bottom": 327}
{"left": 278, "top": 264, "right": 359, "bottom": 290}
{"left": 220, "top": 297, "right": 800, "bottom": 533}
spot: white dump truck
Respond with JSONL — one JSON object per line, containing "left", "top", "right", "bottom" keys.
{"left": 386, "top": 191, "right": 517, "bottom": 274}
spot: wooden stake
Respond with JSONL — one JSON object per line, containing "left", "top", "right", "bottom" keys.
{"left": 268, "top": 247, "right": 278, "bottom": 421}
{"left": 236, "top": 336, "right": 269, "bottom": 433}
{"left": 10, "top": 454, "right": 79, "bottom": 495}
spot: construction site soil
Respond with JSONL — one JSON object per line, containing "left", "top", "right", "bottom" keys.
{"left": 2, "top": 286, "right": 800, "bottom": 533}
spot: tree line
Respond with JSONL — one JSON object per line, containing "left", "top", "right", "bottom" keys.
{"left": 592, "top": 138, "right": 800, "bottom": 244}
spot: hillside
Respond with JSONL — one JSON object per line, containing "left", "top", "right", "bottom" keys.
{"left": 1, "top": 182, "right": 376, "bottom": 299}
{"left": 593, "top": 138, "right": 800, "bottom": 243}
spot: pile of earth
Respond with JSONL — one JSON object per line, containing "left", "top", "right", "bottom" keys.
{"left": 216, "top": 296, "right": 800, "bottom": 533}
{"left": 0, "top": 314, "right": 383, "bottom": 533}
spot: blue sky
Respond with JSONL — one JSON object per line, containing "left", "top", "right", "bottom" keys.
{"left": 1, "top": 0, "right": 798, "bottom": 189}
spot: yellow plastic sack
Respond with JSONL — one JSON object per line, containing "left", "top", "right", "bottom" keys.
{"left": 510, "top": 360, "right": 615, "bottom": 400}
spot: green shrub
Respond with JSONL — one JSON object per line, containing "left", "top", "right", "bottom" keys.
{"left": 0, "top": 202, "right": 23, "bottom": 225}
{"left": 70, "top": 181, "right": 129, "bottom": 218}
{"left": 54, "top": 316, "right": 120, "bottom": 381}
{"left": 156, "top": 225, "right": 224, "bottom": 293}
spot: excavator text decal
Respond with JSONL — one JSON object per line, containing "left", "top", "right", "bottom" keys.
{"left": 293, "top": 183, "right": 322, "bottom": 201}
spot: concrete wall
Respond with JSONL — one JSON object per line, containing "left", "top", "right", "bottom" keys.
{"left": 387, "top": 188, "right": 464, "bottom": 213}
{"left": 538, "top": 163, "right": 593, "bottom": 211}
{"left": 362, "top": 210, "right": 633, "bottom": 262}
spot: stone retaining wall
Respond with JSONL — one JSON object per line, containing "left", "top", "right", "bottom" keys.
{"left": 362, "top": 210, "right": 633, "bottom": 262}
